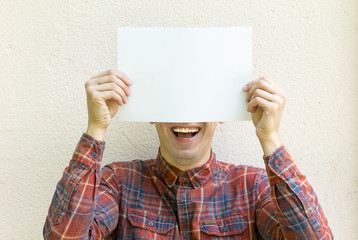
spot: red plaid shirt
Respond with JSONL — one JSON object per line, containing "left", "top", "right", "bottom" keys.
{"left": 44, "top": 133, "right": 333, "bottom": 239}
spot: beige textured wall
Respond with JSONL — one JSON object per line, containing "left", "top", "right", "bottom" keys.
{"left": 1, "top": 1, "right": 357, "bottom": 239}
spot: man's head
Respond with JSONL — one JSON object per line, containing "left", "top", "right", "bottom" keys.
{"left": 153, "top": 122, "right": 219, "bottom": 170}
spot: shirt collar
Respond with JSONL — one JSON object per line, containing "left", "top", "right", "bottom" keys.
{"left": 153, "top": 148, "right": 217, "bottom": 189}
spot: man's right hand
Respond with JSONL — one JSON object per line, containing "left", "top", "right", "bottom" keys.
{"left": 85, "top": 69, "right": 132, "bottom": 140}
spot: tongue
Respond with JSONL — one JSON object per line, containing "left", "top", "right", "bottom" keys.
{"left": 177, "top": 132, "right": 195, "bottom": 138}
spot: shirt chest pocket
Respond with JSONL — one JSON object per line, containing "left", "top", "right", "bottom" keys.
{"left": 200, "top": 216, "right": 248, "bottom": 239}
{"left": 127, "top": 208, "right": 176, "bottom": 239}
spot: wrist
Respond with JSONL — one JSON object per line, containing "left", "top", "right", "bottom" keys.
{"left": 86, "top": 125, "right": 107, "bottom": 141}
{"left": 259, "top": 134, "right": 282, "bottom": 156}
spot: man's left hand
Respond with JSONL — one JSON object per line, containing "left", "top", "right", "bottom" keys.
{"left": 243, "top": 77, "right": 287, "bottom": 156}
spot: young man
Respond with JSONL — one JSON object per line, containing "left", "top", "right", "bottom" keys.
{"left": 44, "top": 69, "right": 333, "bottom": 239}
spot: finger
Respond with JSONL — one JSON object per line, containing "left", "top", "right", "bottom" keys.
{"left": 247, "top": 96, "right": 274, "bottom": 113}
{"left": 94, "top": 82, "right": 128, "bottom": 104}
{"left": 250, "top": 88, "right": 279, "bottom": 103}
{"left": 94, "top": 75, "right": 131, "bottom": 96}
{"left": 243, "top": 76, "right": 278, "bottom": 92}
{"left": 96, "top": 90, "right": 124, "bottom": 106}
{"left": 258, "top": 76, "right": 277, "bottom": 86}
{"left": 242, "top": 77, "right": 263, "bottom": 92}
{"left": 246, "top": 80, "right": 277, "bottom": 102}
{"left": 93, "top": 69, "right": 133, "bottom": 86}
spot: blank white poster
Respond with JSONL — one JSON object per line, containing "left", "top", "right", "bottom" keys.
{"left": 117, "top": 27, "right": 252, "bottom": 122}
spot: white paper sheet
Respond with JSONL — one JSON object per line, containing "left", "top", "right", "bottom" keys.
{"left": 117, "top": 27, "right": 251, "bottom": 122}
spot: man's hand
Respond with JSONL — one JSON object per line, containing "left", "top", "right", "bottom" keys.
{"left": 85, "top": 69, "right": 132, "bottom": 140}
{"left": 243, "top": 77, "right": 287, "bottom": 156}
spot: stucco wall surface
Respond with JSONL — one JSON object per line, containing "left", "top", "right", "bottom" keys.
{"left": 1, "top": 1, "right": 357, "bottom": 239}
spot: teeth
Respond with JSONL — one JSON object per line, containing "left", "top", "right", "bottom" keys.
{"left": 173, "top": 128, "right": 199, "bottom": 133}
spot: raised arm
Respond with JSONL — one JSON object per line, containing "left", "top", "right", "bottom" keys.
{"left": 44, "top": 70, "right": 132, "bottom": 239}
{"left": 244, "top": 77, "right": 333, "bottom": 239}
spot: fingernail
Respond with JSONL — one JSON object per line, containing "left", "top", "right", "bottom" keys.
{"left": 242, "top": 84, "right": 248, "bottom": 91}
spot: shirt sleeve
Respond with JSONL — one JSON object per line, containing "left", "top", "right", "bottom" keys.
{"left": 43, "top": 133, "right": 121, "bottom": 240}
{"left": 255, "top": 146, "right": 333, "bottom": 239}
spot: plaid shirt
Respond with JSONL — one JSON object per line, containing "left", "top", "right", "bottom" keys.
{"left": 44, "top": 133, "right": 333, "bottom": 239}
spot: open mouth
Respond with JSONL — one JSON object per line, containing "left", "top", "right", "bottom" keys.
{"left": 172, "top": 127, "right": 200, "bottom": 139}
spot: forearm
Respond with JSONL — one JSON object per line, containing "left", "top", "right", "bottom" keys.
{"left": 259, "top": 133, "right": 282, "bottom": 156}
{"left": 44, "top": 133, "right": 105, "bottom": 239}
{"left": 86, "top": 124, "right": 107, "bottom": 141}
{"left": 44, "top": 69, "right": 130, "bottom": 239}
{"left": 259, "top": 146, "right": 333, "bottom": 239}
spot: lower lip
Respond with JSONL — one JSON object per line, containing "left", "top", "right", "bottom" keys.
{"left": 172, "top": 131, "right": 200, "bottom": 144}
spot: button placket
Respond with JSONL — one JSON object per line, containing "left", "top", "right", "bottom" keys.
{"left": 177, "top": 188, "right": 190, "bottom": 237}
{"left": 180, "top": 193, "right": 186, "bottom": 201}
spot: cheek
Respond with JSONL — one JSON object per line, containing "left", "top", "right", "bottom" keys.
{"left": 165, "top": 129, "right": 172, "bottom": 140}
{"left": 203, "top": 124, "right": 216, "bottom": 141}
{"left": 160, "top": 128, "right": 173, "bottom": 142}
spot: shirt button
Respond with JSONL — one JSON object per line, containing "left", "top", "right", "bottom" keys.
{"left": 148, "top": 221, "right": 154, "bottom": 227}
{"left": 92, "top": 152, "right": 98, "bottom": 158}
{"left": 180, "top": 193, "right": 186, "bottom": 200}
{"left": 182, "top": 173, "right": 187, "bottom": 179}
{"left": 273, "top": 165, "right": 279, "bottom": 171}
{"left": 183, "top": 232, "right": 189, "bottom": 238}
{"left": 168, "top": 180, "right": 173, "bottom": 185}
{"left": 312, "top": 219, "right": 320, "bottom": 229}
{"left": 195, "top": 182, "right": 200, "bottom": 187}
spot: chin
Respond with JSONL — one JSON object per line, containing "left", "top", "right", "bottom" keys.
{"left": 155, "top": 122, "right": 216, "bottom": 165}
{"left": 173, "top": 148, "right": 199, "bottom": 161}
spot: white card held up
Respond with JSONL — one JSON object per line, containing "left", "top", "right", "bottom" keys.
{"left": 117, "top": 27, "right": 251, "bottom": 122}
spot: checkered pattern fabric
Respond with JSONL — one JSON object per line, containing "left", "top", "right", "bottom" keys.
{"left": 44, "top": 133, "right": 333, "bottom": 239}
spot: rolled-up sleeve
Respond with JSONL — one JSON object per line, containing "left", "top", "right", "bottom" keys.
{"left": 43, "top": 133, "right": 120, "bottom": 240}
{"left": 256, "top": 146, "right": 333, "bottom": 239}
